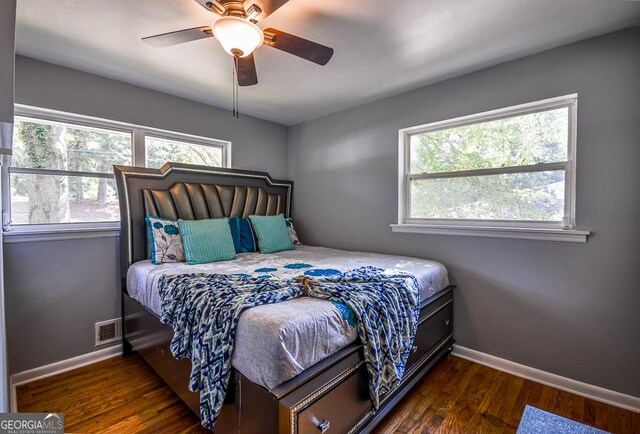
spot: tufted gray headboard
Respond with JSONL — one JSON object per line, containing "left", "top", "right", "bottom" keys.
{"left": 114, "top": 163, "right": 293, "bottom": 277}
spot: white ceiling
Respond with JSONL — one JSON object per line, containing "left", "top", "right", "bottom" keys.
{"left": 15, "top": 0, "right": 640, "bottom": 125}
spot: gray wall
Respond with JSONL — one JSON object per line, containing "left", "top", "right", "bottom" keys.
{"left": 4, "top": 56, "right": 289, "bottom": 373}
{"left": 0, "top": 0, "right": 16, "bottom": 123}
{"left": 5, "top": 237, "right": 121, "bottom": 372}
{"left": 288, "top": 27, "right": 640, "bottom": 397}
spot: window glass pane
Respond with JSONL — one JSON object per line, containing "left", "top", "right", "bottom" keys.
{"left": 145, "top": 136, "right": 223, "bottom": 169}
{"left": 410, "top": 170, "right": 565, "bottom": 221}
{"left": 10, "top": 173, "right": 119, "bottom": 224}
{"left": 409, "top": 107, "right": 569, "bottom": 174}
{"left": 12, "top": 118, "right": 132, "bottom": 173}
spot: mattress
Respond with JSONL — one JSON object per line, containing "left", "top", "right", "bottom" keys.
{"left": 126, "top": 245, "right": 449, "bottom": 389}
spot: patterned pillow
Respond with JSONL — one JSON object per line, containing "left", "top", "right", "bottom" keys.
{"left": 285, "top": 218, "right": 302, "bottom": 245}
{"left": 146, "top": 216, "right": 185, "bottom": 264}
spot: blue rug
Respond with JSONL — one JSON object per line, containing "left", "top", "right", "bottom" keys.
{"left": 517, "top": 405, "right": 610, "bottom": 434}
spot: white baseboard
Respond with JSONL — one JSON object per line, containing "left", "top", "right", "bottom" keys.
{"left": 452, "top": 345, "right": 640, "bottom": 413}
{"left": 9, "top": 344, "right": 122, "bottom": 412}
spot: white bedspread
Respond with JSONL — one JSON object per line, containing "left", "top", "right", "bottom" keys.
{"left": 126, "top": 245, "right": 449, "bottom": 389}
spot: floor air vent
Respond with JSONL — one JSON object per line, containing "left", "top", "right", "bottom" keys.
{"left": 95, "top": 318, "right": 122, "bottom": 346}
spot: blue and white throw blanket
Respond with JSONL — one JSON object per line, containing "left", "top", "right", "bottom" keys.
{"left": 158, "top": 266, "right": 420, "bottom": 431}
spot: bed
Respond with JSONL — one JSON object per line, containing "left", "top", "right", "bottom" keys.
{"left": 115, "top": 163, "right": 455, "bottom": 434}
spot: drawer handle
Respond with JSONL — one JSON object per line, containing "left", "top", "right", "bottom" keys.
{"left": 444, "top": 319, "right": 450, "bottom": 326}
{"left": 317, "top": 419, "right": 331, "bottom": 433}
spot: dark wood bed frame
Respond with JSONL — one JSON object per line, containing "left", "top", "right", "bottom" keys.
{"left": 114, "top": 163, "right": 455, "bottom": 434}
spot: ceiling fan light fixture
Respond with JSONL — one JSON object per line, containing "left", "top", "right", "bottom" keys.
{"left": 212, "top": 16, "right": 263, "bottom": 58}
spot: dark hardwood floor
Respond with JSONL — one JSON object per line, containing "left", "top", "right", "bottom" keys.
{"left": 17, "top": 353, "right": 638, "bottom": 433}
{"left": 373, "top": 356, "right": 638, "bottom": 433}
{"left": 17, "top": 354, "right": 209, "bottom": 434}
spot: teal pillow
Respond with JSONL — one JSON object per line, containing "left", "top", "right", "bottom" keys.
{"left": 249, "top": 214, "right": 295, "bottom": 254}
{"left": 228, "top": 216, "right": 258, "bottom": 253}
{"left": 178, "top": 218, "right": 236, "bottom": 264}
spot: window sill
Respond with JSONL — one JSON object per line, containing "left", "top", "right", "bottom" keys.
{"left": 390, "top": 223, "right": 589, "bottom": 243}
{"left": 3, "top": 224, "right": 120, "bottom": 244}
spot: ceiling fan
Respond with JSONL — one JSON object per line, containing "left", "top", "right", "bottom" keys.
{"left": 142, "top": 0, "right": 335, "bottom": 87}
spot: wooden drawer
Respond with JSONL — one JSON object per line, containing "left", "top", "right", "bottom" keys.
{"left": 296, "top": 365, "right": 370, "bottom": 434}
{"left": 405, "top": 296, "right": 453, "bottom": 370}
{"left": 278, "top": 354, "right": 372, "bottom": 434}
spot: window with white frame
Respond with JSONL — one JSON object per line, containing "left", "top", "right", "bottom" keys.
{"left": 6, "top": 107, "right": 230, "bottom": 228}
{"left": 398, "top": 95, "right": 577, "bottom": 230}
{"left": 145, "top": 135, "right": 223, "bottom": 169}
{"left": 10, "top": 116, "right": 133, "bottom": 225}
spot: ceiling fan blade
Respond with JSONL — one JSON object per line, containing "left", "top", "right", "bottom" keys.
{"left": 236, "top": 54, "right": 258, "bottom": 86}
{"left": 142, "top": 26, "right": 213, "bottom": 48}
{"left": 248, "top": 0, "right": 290, "bottom": 19}
{"left": 263, "top": 28, "right": 334, "bottom": 66}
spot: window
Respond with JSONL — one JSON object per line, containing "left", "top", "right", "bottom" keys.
{"left": 5, "top": 106, "right": 230, "bottom": 229}
{"left": 395, "top": 95, "right": 588, "bottom": 241}
{"left": 10, "top": 117, "right": 132, "bottom": 225}
{"left": 145, "top": 135, "right": 223, "bottom": 169}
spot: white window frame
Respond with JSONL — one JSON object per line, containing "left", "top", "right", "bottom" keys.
{"left": 3, "top": 105, "right": 231, "bottom": 238}
{"left": 392, "top": 94, "right": 589, "bottom": 242}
